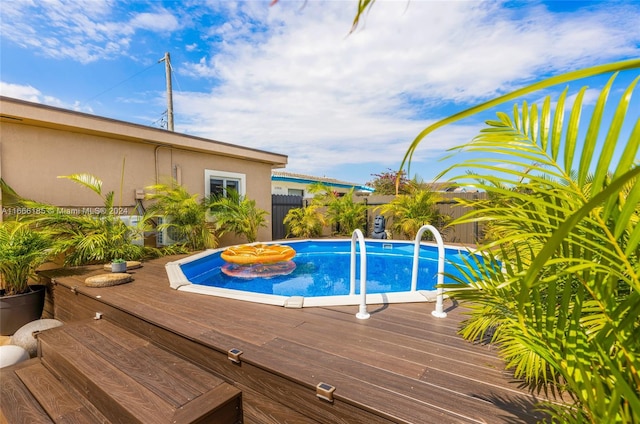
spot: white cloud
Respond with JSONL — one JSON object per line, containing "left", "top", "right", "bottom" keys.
{"left": 172, "top": 1, "right": 640, "bottom": 179}
{"left": 0, "top": 82, "right": 94, "bottom": 113}
{"left": 0, "top": 0, "right": 181, "bottom": 63}
{"left": 181, "top": 57, "right": 218, "bottom": 78}
{"left": 2, "top": 0, "right": 639, "bottom": 182}
{"left": 130, "top": 12, "right": 180, "bottom": 33}
{"left": 0, "top": 82, "right": 45, "bottom": 104}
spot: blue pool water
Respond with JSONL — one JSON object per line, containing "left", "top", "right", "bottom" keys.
{"left": 178, "top": 240, "right": 473, "bottom": 298}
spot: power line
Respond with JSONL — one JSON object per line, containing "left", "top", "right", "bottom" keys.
{"left": 81, "top": 62, "right": 160, "bottom": 105}
{"left": 169, "top": 60, "right": 183, "bottom": 95}
{"left": 151, "top": 110, "right": 167, "bottom": 129}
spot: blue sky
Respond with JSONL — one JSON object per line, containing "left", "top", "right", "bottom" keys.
{"left": 1, "top": 0, "right": 639, "bottom": 186}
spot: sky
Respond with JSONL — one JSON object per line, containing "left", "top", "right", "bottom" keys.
{"left": 1, "top": 0, "right": 639, "bottom": 186}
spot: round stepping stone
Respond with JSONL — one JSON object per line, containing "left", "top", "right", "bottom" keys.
{"left": 0, "top": 345, "right": 30, "bottom": 368}
{"left": 10, "top": 319, "right": 64, "bottom": 357}
{"left": 102, "top": 260, "right": 142, "bottom": 271}
{"left": 85, "top": 273, "right": 133, "bottom": 288}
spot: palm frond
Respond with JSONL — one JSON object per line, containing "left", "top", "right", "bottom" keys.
{"left": 58, "top": 173, "right": 103, "bottom": 196}
{"left": 430, "top": 68, "right": 640, "bottom": 421}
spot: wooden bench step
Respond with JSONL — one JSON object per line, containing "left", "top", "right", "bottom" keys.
{"left": 36, "top": 319, "right": 242, "bottom": 424}
{"left": 1, "top": 359, "right": 56, "bottom": 424}
{"left": 15, "top": 361, "right": 110, "bottom": 423}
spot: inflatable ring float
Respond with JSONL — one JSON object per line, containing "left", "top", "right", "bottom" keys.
{"left": 221, "top": 261, "right": 297, "bottom": 279}
{"left": 221, "top": 243, "right": 296, "bottom": 265}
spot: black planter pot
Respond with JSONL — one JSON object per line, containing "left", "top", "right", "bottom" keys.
{"left": 0, "top": 285, "right": 46, "bottom": 336}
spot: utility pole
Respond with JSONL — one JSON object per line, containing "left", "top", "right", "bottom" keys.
{"left": 158, "top": 52, "right": 174, "bottom": 131}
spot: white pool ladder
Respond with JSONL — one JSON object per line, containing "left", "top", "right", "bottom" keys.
{"left": 350, "top": 229, "right": 370, "bottom": 319}
{"left": 411, "top": 225, "right": 447, "bottom": 318}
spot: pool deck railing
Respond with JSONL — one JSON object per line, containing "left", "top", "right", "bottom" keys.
{"left": 350, "top": 228, "right": 370, "bottom": 319}
{"left": 411, "top": 225, "right": 447, "bottom": 318}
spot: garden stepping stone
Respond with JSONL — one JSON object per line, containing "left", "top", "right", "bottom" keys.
{"left": 11, "top": 319, "right": 64, "bottom": 357}
{"left": 85, "top": 273, "right": 133, "bottom": 288}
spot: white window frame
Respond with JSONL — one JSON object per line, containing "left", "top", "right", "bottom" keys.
{"left": 204, "top": 170, "right": 246, "bottom": 198}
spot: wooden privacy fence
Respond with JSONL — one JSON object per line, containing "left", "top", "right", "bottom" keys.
{"left": 434, "top": 192, "right": 487, "bottom": 244}
{"left": 363, "top": 192, "right": 487, "bottom": 245}
{"left": 271, "top": 194, "right": 303, "bottom": 240}
{"left": 272, "top": 192, "right": 486, "bottom": 245}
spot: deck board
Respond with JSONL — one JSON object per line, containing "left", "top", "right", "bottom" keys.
{"left": 0, "top": 360, "right": 54, "bottom": 424}
{"left": 14, "top": 362, "right": 108, "bottom": 423}
{"left": 62, "top": 321, "right": 224, "bottom": 406}
{"left": 39, "top": 327, "right": 176, "bottom": 423}
{"left": 40, "top": 255, "right": 555, "bottom": 423}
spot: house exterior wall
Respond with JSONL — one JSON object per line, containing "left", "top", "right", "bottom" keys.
{"left": 0, "top": 97, "right": 287, "bottom": 245}
{"left": 271, "top": 180, "right": 316, "bottom": 198}
{"left": 2, "top": 122, "right": 153, "bottom": 207}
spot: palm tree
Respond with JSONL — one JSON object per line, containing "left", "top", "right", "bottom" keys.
{"left": 400, "top": 61, "right": 640, "bottom": 422}
{"left": 145, "top": 181, "right": 218, "bottom": 250}
{"left": 15, "top": 174, "right": 149, "bottom": 265}
{"left": 283, "top": 204, "right": 326, "bottom": 238}
{"left": 376, "top": 182, "right": 448, "bottom": 240}
{"left": 0, "top": 221, "right": 54, "bottom": 296}
{"left": 306, "top": 183, "right": 367, "bottom": 236}
{"left": 207, "top": 189, "right": 268, "bottom": 243}
{"left": 323, "top": 187, "right": 367, "bottom": 236}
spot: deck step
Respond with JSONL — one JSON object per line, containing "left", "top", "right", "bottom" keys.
{"left": 33, "top": 319, "right": 242, "bottom": 424}
{"left": 1, "top": 358, "right": 108, "bottom": 423}
{"left": 15, "top": 361, "right": 110, "bottom": 423}
{"left": 1, "top": 359, "right": 57, "bottom": 423}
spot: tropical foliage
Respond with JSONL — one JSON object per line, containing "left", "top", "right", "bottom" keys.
{"left": 12, "top": 174, "right": 150, "bottom": 265}
{"left": 401, "top": 62, "right": 640, "bottom": 422}
{"left": 283, "top": 184, "right": 367, "bottom": 237}
{"left": 145, "top": 181, "right": 218, "bottom": 250}
{"left": 376, "top": 182, "right": 448, "bottom": 240}
{"left": 283, "top": 203, "right": 326, "bottom": 238}
{"left": 312, "top": 185, "right": 367, "bottom": 236}
{"left": 146, "top": 183, "right": 268, "bottom": 246}
{"left": 0, "top": 221, "right": 54, "bottom": 295}
{"left": 208, "top": 189, "right": 268, "bottom": 243}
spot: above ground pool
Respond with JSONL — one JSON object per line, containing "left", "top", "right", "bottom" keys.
{"left": 165, "top": 239, "right": 476, "bottom": 308}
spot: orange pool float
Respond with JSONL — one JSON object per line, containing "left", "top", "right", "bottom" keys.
{"left": 221, "top": 244, "right": 296, "bottom": 265}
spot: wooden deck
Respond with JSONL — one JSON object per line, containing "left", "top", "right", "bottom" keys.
{"left": 3, "top": 256, "right": 555, "bottom": 423}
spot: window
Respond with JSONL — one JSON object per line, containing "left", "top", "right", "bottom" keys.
{"left": 288, "top": 188, "right": 304, "bottom": 196}
{"left": 204, "top": 170, "right": 246, "bottom": 198}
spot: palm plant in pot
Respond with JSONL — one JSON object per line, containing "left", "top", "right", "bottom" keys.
{"left": 0, "top": 221, "right": 54, "bottom": 335}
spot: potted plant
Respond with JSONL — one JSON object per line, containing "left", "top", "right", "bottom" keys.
{"left": 0, "top": 221, "right": 54, "bottom": 336}
{"left": 111, "top": 258, "right": 127, "bottom": 273}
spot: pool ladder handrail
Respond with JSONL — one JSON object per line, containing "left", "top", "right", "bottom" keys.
{"left": 411, "top": 225, "right": 447, "bottom": 318}
{"left": 350, "top": 229, "right": 370, "bottom": 319}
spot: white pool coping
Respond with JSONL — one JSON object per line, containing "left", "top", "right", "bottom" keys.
{"left": 166, "top": 239, "right": 468, "bottom": 308}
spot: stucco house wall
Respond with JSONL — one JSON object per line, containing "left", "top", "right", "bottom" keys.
{"left": 0, "top": 96, "right": 287, "bottom": 245}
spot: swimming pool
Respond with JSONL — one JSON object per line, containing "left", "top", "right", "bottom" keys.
{"left": 166, "top": 239, "right": 476, "bottom": 308}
